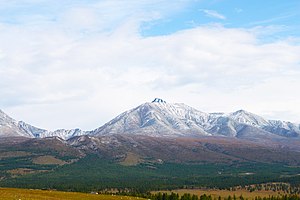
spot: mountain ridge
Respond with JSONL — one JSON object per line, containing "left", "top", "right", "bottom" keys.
{"left": 91, "top": 99, "right": 300, "bottom": 139}
{"left": 0, "top": 110, "right": 86, "bottom": 140}
{"left": 1, "top": 99, "right": 299, "bottom": 140}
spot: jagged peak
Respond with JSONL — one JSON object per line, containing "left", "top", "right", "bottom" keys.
{"left": 152, "top": 98, "right": 166, "bottom": 103}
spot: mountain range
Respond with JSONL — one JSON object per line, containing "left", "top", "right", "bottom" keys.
{"left": 1, "top": 98, "right": 299, "bottom": 141}
{"left": 0, "top": 109, "right": 85, "bottom": 139}
{"left": 1, "top": 99, "right": 300, "bottom": 191}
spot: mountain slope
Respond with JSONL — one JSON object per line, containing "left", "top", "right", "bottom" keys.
{"left": 0, "top": 110, "right": 86, "bottom": 140}
{"left": 91, "top": 100, "right": 211, "bottom": 137}
{"left": 1, "top": 99, "right": 300, "bottom": 140}
{"left": 68, "top": 134, "right": 300, "bottom": 165}
{"left": 91, "top": 99, "right": 300, "bottom": 139}
{"left": 0, "top": 109, "right": 34, "bottom": 138}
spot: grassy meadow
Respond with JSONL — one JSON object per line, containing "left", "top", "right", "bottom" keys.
{"left": 0, "top": 188, "right": 145, "bottom": 200}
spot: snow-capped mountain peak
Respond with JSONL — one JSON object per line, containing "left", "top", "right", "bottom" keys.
{"left": 91, "top": 99, "right": 211, "bottom": 137}
{"left": 1, "top": 100, "right": 300, "bottom": 140}
{"left": 90, "top": 100, "right": 300, "bottom": 139}
{"left": 228, "top": 109, "right": 270, "bottom": 127}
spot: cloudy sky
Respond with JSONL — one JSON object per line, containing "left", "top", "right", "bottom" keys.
{"left": 1, "top": 0, "right": 300, "bottom": 130}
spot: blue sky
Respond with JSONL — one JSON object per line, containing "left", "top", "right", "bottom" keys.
{"left": 0, "top": 0, "right": 300, "bottom": 130}
{"left": 142, "top": 0, "right": 300, "bottom": 39}
{"left": 1, "top": 0, "right": 299, "bottom": 37}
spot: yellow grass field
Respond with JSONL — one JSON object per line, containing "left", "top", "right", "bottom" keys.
{"left": 0, "top": 188, "right": 146, "bottom": 200}
{"left": 158, "top": 189, "right": 292, "bottom": 199}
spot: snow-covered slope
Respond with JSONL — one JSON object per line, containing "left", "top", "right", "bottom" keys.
{"left": 226, "top": 110, "right": 300, "bottom": 137}
{"left": 228, "top": 110, "right": 270, "bottom": 127}
{"left": 0, "top": 109, "right": 34, "bottom": 138}
{"left": 265, "top": 120, "right": 300, "bottom": 137}
{"left": 18, "top": 120, "right": 86, "bottom": 140}
{"left": 0, "top": 109, "right": 86, "bottom": 140}
{"left": 91, "top": 99, "right": 211, "bottom": 137}
{"left": 44, "top": 128, "right": 86, "bottom": 140}
{"left": 91, "top": 99, "right": 300, "bottom": 139}
{"left": 1, "top": 99, "right": 299, "bottom": 140}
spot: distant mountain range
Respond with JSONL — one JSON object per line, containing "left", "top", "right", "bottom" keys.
{"left": 0, "top": 109, "right": 85, "bottom": 139}
{"left": 1, "top": 98, "right": 300, "bottom": 140}
{"left": 1, "top": 99, "right": 300, "bottom": 190}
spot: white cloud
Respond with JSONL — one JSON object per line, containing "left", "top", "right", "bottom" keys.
{"left": 1, "top": 1, "right": 300, "bottom": 130}
{"left": 200, "top": 9, "right": 226, "bottom": 20}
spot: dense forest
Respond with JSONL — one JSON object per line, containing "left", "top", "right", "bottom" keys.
{"left": 1, "top": 154, "right": 300, "bottom": 192}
